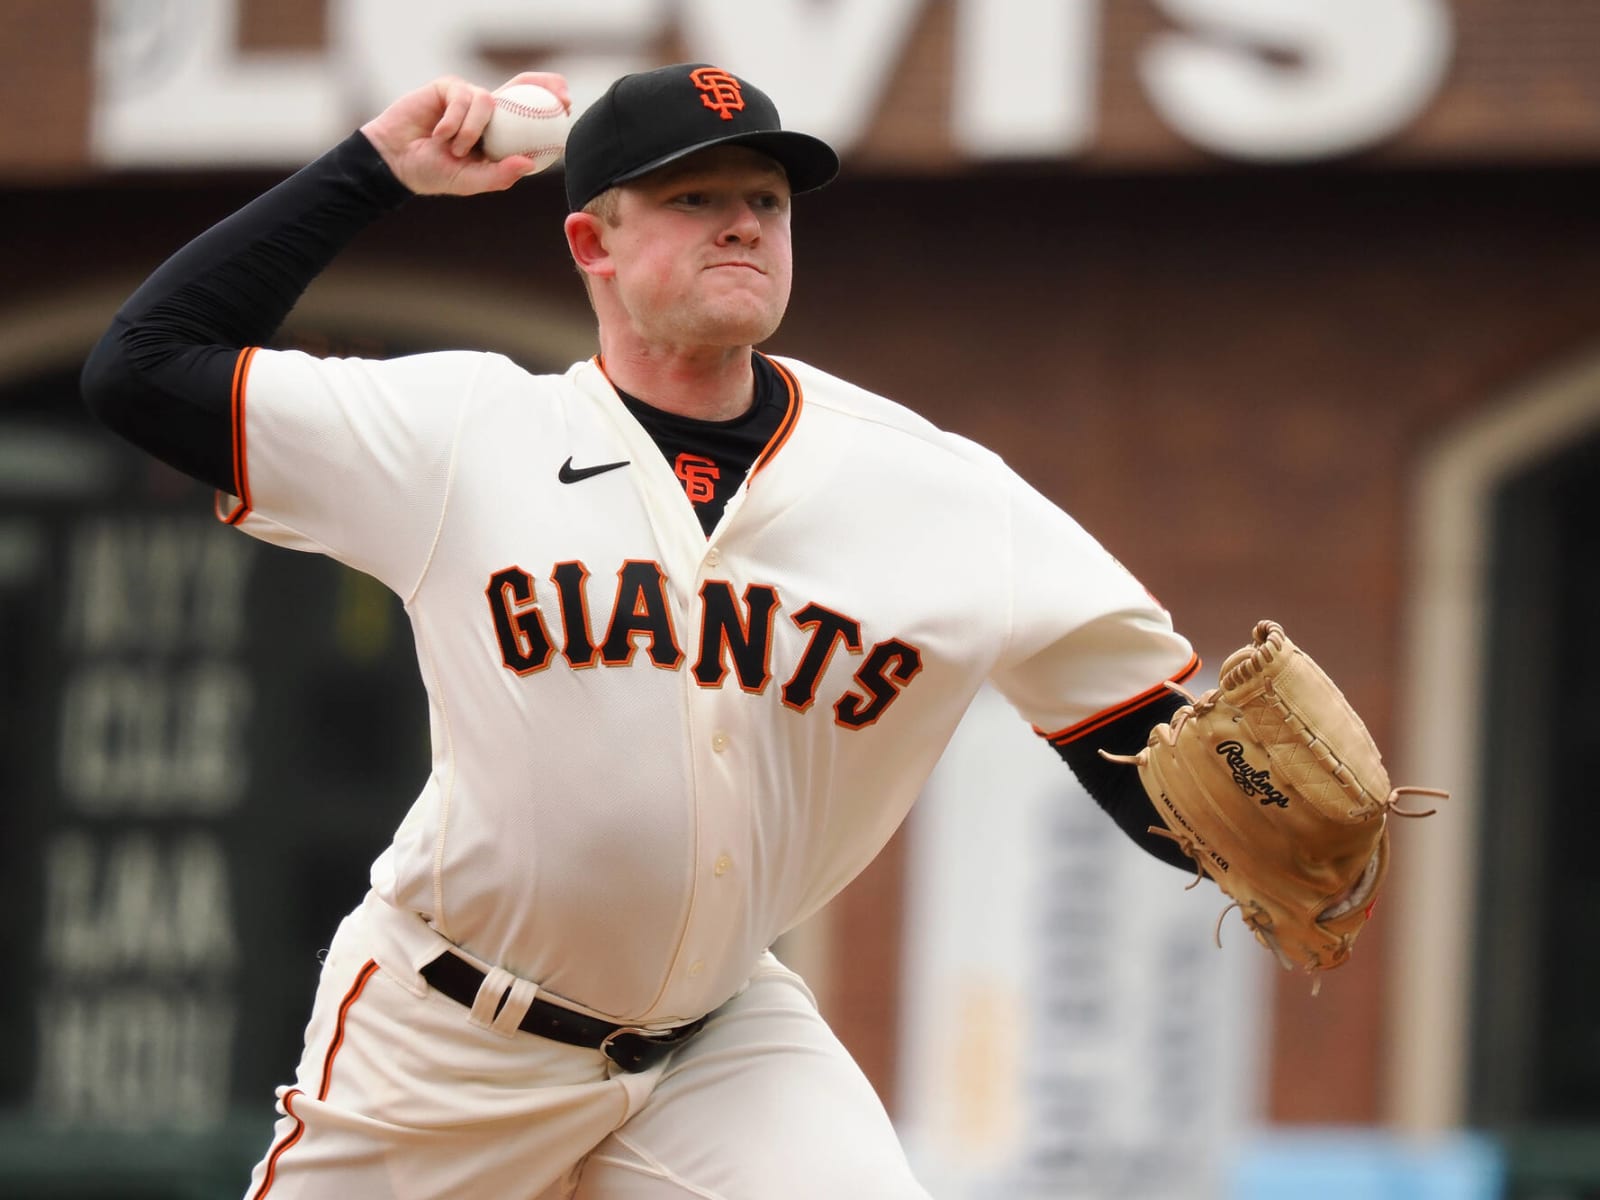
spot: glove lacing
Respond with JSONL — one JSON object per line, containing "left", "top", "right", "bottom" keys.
{"left": 1383, "top": 786, "right": 1448, "bottom": 818}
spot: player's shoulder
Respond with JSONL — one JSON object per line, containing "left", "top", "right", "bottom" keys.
{"left": 365, "top": 349, "right": 590, "bottom": 405}
{"left": 769, "top": 355, "right": 1006, "bottom": 473}
{"left": 771, "top": 355, "right": 944, "bottom": 437}
{"left": 254, "top": 346, "right": 567, "bottom": 388}
{"left": 469, "top": 350, "right": 582, "bottom": 389}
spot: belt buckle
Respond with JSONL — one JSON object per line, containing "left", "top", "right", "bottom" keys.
{"left": 599, "top": 1025, "right": 672, "bottom": 1071}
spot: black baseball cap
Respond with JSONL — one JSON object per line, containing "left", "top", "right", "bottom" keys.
{"left": 564, "top": 63, "right": 840, "bottom": 211}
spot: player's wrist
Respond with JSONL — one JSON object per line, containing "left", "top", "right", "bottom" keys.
{"left": 343, "top": 129, "right": 417, "bottom": 206}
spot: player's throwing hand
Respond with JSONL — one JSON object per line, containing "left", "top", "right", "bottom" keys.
{"left": 359, "top": 72, "right": 571, "bottom": 196}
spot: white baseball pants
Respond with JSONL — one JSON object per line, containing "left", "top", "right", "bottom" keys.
{"left": 240, "top": 892, "right": 930, "bottom": 1199}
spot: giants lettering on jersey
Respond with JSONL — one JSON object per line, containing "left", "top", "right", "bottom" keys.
{"left": 484, "top": 562, "right": 924, "bottom": 730}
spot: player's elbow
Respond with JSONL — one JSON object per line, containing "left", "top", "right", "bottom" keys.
{"left": 80, "top": 316, "right": 181, "bottom": 444}
{"left": 80, "top": 320, "right": 135, "bottom": 433}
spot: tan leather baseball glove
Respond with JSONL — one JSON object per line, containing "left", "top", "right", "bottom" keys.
{"left": 1107, "top": 620, "right": 1446, "bottom": 987}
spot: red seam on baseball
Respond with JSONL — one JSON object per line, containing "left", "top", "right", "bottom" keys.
{"left": 496, "top": 99, "right": 566, "bottom": 119}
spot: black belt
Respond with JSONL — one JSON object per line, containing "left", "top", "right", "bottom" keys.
{"left": 420, "top": 951, "right": 707, "bottom": 1073}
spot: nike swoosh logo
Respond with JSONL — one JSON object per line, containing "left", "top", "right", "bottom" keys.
{"left": 558, "top": 456, "right": 630, "bottom": 484}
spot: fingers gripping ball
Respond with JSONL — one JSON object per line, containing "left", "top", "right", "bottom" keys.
{"left": 481, "top": 84, "right": 570, "bottom": 173}
{"left": 1106, "top": 620, "right": 1447, "bottom": 987}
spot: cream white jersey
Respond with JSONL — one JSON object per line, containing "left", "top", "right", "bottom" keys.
{"left": 219, "top": 349, "right": 1195, "bottom": 1024}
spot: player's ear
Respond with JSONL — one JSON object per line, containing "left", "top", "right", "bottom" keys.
{"left": 564, "top": 212, "right": 615, "bottom": 281}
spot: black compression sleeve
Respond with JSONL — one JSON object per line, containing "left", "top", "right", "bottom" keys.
{"left": 80, "top": 131, "right": 412, "bottom": 492}
{"left": 1053, "top": 689, "right": 1197, "bottom": 873}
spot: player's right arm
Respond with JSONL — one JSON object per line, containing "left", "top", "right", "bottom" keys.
{"left": 79, "top": 74, "right": 564, "bottom": 490}
{"left": 78, "top": 131, "right": 411, "bottom": 491}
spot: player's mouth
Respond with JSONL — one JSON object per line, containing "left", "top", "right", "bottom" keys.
{"left": 706, "top": 260, "right": 764, "bottom": 274}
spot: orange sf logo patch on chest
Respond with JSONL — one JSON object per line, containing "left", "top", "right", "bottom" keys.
{"left": 690, "top": 67, "right": 744, "bottom": 120}
{"left": 675, "top": 453, "right": 720, "bottom": 504}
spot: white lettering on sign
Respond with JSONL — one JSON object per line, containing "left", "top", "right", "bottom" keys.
{"left": 93, "top": 0, "right": 344, "bottom": 164}
{"left": 90, "top": 0, "right": 1455, "bottom": 167}
{"left": 36, "top": 510, "right": 252, "bottom": 1133}
{"left": 952, "top": 0, "right": 1100, "bottom": 158}
{"left": 679, "top": 0, "right": 924, "bottom": 149}
{"left": 33, "top": 985, "right": 237, "bottom": 1130}
{"left": 63, "top": 516, "right": 254, "bottom": 654}
{"left": 56, "top": 517, "right": 255, "bottom": 812}
{"left": 42, "top": 831, "right": 239, "bottom": 974}
{"left": 336, "top": 0, "right": 669, "bottom": 127}
{"left": 1141, "top": 0, "right": 1454, "bottom": 160}
{"left": 57, "top": 662, "right": 254, "bottom": 813}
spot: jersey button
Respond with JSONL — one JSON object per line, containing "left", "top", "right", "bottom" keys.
{"left": 714, "top": 855, "right": 732, "bottom": 877}
{"left": 711, "top": 731, "right": 730, "bottom": 753}
{"left": 705, "top": 547, "right": 722, "bottom": 568}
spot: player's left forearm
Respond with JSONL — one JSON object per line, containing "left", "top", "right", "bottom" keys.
{"left": 1054, "top": 689, "right": 1197, "bottom": 872}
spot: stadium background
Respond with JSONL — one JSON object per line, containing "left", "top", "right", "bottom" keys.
{"left": 1, "top": 1, "right": 1597, "bottom": 1195}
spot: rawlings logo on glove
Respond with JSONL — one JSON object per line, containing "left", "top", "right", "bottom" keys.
{"left": 1216, "top": 740, "right": 1290, "bottom": 808}
{"left": 1106, "top": 620, "right": 1447, "bottom": 989}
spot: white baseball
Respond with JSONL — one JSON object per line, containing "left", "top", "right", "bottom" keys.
{"left": 481, "top": 83, "right": 570, "bottom": 173}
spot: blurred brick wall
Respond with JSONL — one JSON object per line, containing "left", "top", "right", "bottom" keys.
{"left": 0, "top": 0, "right": 93, "bottom": 174}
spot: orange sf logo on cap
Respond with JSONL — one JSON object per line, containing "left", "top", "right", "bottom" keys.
{"left": 690, "top": 67, "right": 744, "bottom": 120}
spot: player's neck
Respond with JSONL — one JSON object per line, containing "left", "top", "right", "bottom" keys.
{"left": 597, "top": 342, "right": 756, "bottom": 422}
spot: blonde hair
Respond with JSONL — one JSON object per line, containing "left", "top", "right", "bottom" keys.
{"left": 583, "top": 189, "right": 621, "bottom": 227}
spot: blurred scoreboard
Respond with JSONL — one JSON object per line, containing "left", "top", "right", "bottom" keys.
{"left": 0, "top": 349, "right": 430, "bottom": 1196}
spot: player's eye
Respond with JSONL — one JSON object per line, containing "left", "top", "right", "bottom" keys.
{"left": 673, "top": 192, "right": 708, "bottom": 207}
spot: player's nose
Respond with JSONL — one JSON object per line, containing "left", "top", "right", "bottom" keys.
{"left": 717, "top": 200, "right": 763, "bottom": 245}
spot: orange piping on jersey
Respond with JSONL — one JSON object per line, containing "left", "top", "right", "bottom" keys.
{"left": 249, "top": 1087, "right": 305, "bottom": 1198}
{"left": 220, "top": 346, "right": 258, "bottom": 525}
{"left": 213, "top": 490, "right": 243, "bottom": 523}
{"left": 1037, "top": 651, "right": 1202, "bottom": 746}
{"left": 594, "top": 354, "right": 803, "bottom": 478}
{"left": 750, "top": 354, "right": 802, "bottom": 479}
{"left": 318, "top": 958, "right": 379, "bottom": 1100}
{"left": 250, "top": 960, "right": 378, "bottom": 1192}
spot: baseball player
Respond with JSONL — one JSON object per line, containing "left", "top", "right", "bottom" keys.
{"left": 82, "top": 64, "right": 1208, "bottom": 1199}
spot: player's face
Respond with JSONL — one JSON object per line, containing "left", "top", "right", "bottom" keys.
{"left": 602, "top": 147, "right": 794, "bottom": 349}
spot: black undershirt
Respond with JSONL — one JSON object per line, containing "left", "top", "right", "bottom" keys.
{"left": 1055, "top": 690, "right": 1194, "bottom": 872}
{"left": 77, "top": 128, "right": 1195, "bottom": 875}
{"left": 614, "top": 354, "right": 786, "bottom": 536}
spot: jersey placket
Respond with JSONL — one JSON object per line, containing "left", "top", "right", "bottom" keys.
{"left": 666, "top": 536, "right": 757, "bottom": 1012}
{"left": 577, "top": 362, "right": 757, "bottom": 1015}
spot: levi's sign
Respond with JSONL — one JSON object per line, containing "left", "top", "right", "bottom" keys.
{"left": 93, "top": 0, "right": 1452, "bottom": 168}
